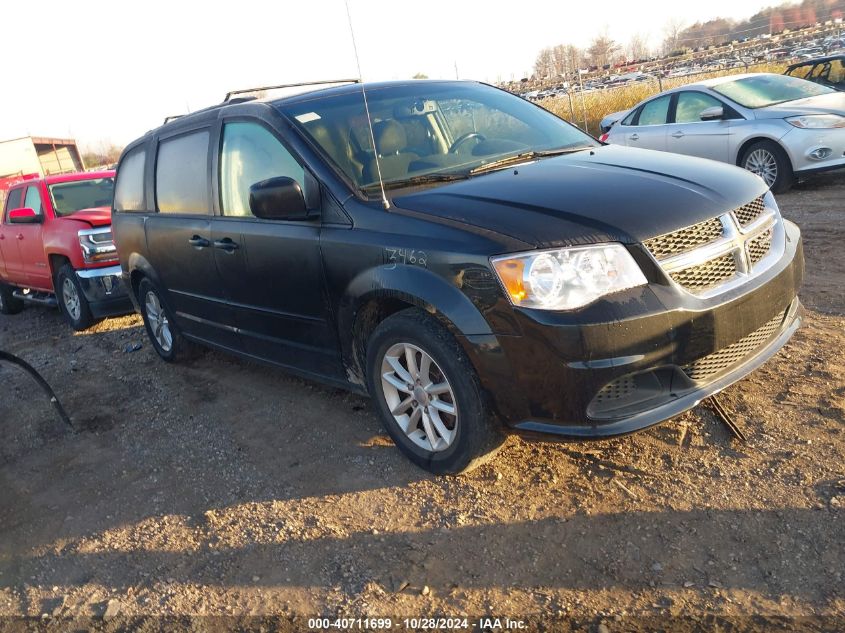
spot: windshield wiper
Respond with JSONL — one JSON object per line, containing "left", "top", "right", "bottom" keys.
{"left": 469, "top": 146, "right": 594, "bottom": 176}
{"left": 361, "top": 172, "right": 469, "bottom": 193}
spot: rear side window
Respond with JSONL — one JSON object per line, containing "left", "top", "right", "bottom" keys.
{"left": 23, "top": 186, "right": 43, "bottom": 216}
{"left": 156, "top": 131, "right": 210, "bottom": 214}
{"left": 637, "top": 95, "right": 671, "bottom": 126}
{"left": 115, "top": 148, "right": 146, "bottom": 212}
{"left": 3, "top": 188, "right": 23, "bottom": 222}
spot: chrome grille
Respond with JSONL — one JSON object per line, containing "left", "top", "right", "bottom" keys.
{"left": 733, "top": 196, "right": 766, "bottom": 227}
{"left": 682, "top": 310, "right": 786, "bottom": 381}
{"left": 669, "top": 253, "right": 737, "bottom": 294}
{"left": 747, "top": 228, "right": 773, "bottom": 265}
{"left": 643, "top": 217, "right": 723, "bottom": 260}
{"left": 643, "top": 196, "right": 782, "bottom": 298}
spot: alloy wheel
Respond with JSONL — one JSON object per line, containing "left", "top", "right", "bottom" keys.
{"left": 62, "top": 278, "right": 81, "bottom": 321}
{"left": 145, "top": 290, "right": 173, "bottom": 352}
{"left": 745, "top": 149, "right": 778, "bottom": 187}
{"left": 380, "top": 342, "right": 458, "bottom": 452}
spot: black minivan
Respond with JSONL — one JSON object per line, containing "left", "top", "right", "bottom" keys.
{"left": 112, "top": 79, "right": 804, "bottom": 474}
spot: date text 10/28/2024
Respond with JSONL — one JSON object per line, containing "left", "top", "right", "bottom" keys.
{"left": 308, "top": 617, "right": 527, "bottom": 630}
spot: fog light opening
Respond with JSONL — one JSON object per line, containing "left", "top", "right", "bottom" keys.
{"left": 808, "top": 147, "right": 833, "bottom": 161}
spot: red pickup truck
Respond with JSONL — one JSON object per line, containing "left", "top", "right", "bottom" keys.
{"left": 0, "top": 170, "right": 131, "bottom": 330}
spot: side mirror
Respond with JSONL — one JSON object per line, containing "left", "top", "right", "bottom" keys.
{"left": 700, "top": 106, "right": 725, "bottom": 121}
{"left": 8, "top": 207, "right": 41, "bottom": 224}
{"left": 248, "top": 177, "right": 308, "bottom": 220}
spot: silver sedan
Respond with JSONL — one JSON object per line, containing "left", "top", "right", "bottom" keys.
{"left": 602, "top": 73, "right": 845, "bottom": 192}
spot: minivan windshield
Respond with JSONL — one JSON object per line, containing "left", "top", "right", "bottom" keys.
{"left": 280, "top": 82, "right": 597, "bottom": 194}
{"left": 49, "top": 178, "right": 115, "bottom": 216}
{"left": 711, "top": 74, "right": 834, "bottom": 108}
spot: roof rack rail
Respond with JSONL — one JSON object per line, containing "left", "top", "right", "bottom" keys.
{"left": 224, "top": 79, "right": 360, "bottom": 102}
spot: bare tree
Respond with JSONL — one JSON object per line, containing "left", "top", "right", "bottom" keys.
{"left": 627, "top": 33, "right": 651, "bottom": 61}
{"left": 587, "top": 32, "right": 621, "bottom": 67}
{"left": 662, "top": 17, "right": 686, "bottom": 55}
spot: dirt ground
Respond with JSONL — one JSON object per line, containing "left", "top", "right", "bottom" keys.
{"left": 0, "top": 172, "right": 843, "bottom": 631}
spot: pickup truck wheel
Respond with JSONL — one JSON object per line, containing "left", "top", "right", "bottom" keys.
{"left": 138, "top": 278, "right": 193, "bottom": 362}
{"left": 56, "top": 264, "right": 95, "bottom": 330}
{"left": 0, "top": 283, "right": 24, "bottom": 315}
{"left": 366, "top": 308, "right": 506, "bottom": 475}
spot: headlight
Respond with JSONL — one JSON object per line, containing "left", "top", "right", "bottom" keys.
{"left": 786, "top": 114, "right": 845, "bottom": 129}
{"left": 490, "top": 244, "right": 647, "bottom": 311}
{"left": 78, "top": 227, "right": 118, "bottom": 264}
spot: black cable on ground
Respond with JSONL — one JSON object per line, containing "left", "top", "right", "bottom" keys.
{"left": 0, "top": 350, "right": 73, "bottom": 429}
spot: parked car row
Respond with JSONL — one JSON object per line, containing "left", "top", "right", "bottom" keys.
{"left": 2, "top": 79, "right": 805, "bottom": 475}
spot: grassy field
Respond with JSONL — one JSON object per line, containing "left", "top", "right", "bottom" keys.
{"left": 543, "top": 62, "right": 788, "bottom": 136}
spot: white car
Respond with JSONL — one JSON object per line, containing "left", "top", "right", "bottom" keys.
{"left": 602, "top": 73, "right": 845, "bottom": 192}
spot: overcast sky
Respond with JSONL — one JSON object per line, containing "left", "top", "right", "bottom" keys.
{"left": 0, "top": 0, "right": 776, "bottom": 149}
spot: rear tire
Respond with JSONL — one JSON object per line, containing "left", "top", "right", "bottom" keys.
{"left": 0, "top": 282, "right": 24, "bottom": 315}
{"left": 740, "top": 140, "right": 794, "bottom": 193}
{"left": 56, "top": 264, "right": 95, "bottom": 330}
{"left": 138, "top": 277, "right": 195, "bottom": 362}
{"left": 366, "top": 308, "right": 506, "bottom": 475}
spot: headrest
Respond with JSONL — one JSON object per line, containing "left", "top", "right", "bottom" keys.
{"left": 373, "top": 120, "right": 407, "bottom": 156}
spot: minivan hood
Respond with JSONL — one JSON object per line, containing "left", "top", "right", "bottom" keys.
{"left": 392, "top": 145, "right": 767, "bottom": 248}
{"left": 754, "top": 91, "right": 845, "bottom": 119}
{"left": 61, "top": 206, "right": 112, "bottom": 227}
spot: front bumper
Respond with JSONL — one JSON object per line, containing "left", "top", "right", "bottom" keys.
{"left": 465, "top": 220, "right": 804, "bottom": 438}
{"left": 781, "top": 126, "right": 845, "bottom": 175}
{"left": 76, "top": 265, "right": 133, "bottom": 319}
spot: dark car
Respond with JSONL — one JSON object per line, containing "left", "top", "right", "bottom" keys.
{"left": 785, "top": 55, "right": 845, "bottom": 91}
{"left": 111, "top": 80, "right": 804, "bottom": 475}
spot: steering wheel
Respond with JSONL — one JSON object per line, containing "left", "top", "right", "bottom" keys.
{"left": 449, "top": 132, "right": 487, "bottom": 154}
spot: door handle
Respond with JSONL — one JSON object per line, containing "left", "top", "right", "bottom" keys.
{"left": 629, "top": 133, "right": 639, "bottom": 141}
{"left": 213, "top": 237, "right": 240, "bottom": 253}
{"left": 671, "top": 131, "right": 685, "bottom": 138}
{"left": 16, "top": 234, "right": 23, "bottom": 240}
{"left": 0, "top": 234, "right": 5, "bottom": 240}
{"left": 188, "top": 235, "right": 210, "bottom": 248}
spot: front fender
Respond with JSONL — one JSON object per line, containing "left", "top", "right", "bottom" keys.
{"left": 336, "top": 264, "right": 527, "bottom": 422}
{"left": 339, "top": 263, "right": 495, "bottom": 342}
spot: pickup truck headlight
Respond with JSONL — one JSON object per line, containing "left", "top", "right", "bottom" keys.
{"left": 78, "top": 227, "right": 118, "bottom": 264}
{"left": 786, "top": 114, "right": 845, "bottom": 129}
{"left": 491, "top": 244, "right": 647, "bottom": 311}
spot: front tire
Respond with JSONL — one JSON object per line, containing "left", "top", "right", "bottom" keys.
{"left": 741, "top": 140, "right": 794, "bottom": 193}
{"left": 56, "top": 264, "right": 95, "bottom": 330}
{"left": 366, "top": 308, "right": 505, "bottom": 475}
{"left": 0, "top": 282, "right": 24, "bottom": 315}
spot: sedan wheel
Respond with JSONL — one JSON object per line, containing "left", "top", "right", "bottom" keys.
{"left": 381, "top": 342, "right": 458, "bottom": 452}
{"left": 744, "top": 148, "right": 778, "bottom": 187}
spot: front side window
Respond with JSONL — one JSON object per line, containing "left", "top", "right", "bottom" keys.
{"left": 220, "top": 122, "right": 306, "bottom": 217}
{"left": 637, "top": 95, "right": 672, "bottom": 126}
{"left": 23, "top": 186, "right": 43, "bottom": 215}
{"left": 3, "top": 188, "right": 24, "bottom": 222}
{"left": 114, "top": 148, "right": 146, "bottom": 212}
{"left": 712, "top": 74, "right": 834, "bottom": 108}
{"left": 156, "top": 131, "right": 210, "bottom": 214}
{"left": 786, "top": 64, "right": 812, "bottom": 80}
{"left": 674, "top": 92, "right": 725, "bottom": 123}
{"left": 48, "top": 178, "right": 114, "bottom": 216}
